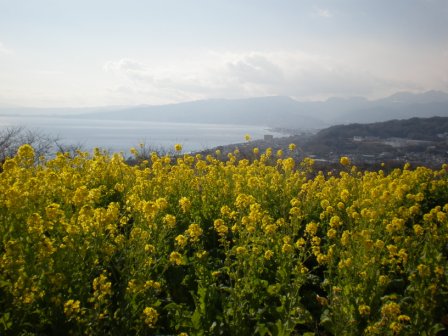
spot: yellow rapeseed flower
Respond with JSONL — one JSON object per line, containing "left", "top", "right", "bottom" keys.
{"left": 186, "top": 223, "right": 203, "bottom": 242}
{"left": 264, "top": 250, "right": 274, "bottom": 260}
{"left": 417, "top": 264, "right": 431, "bottom": 277}
{"left": 64, "top": 299, "right": 81, "bottom": 317}
{"left": 17, "top": 144, "right": 35, "bottom": 161}
{"left": 329, "top": 215, "right": 341, "bottom": 228}
{"left": 282, "top": 243, "right": 294, "bottom": 254}
{"left": 305, "top": 222, "right": 318, "bottom": 235}
{"left": 295, "top": 238, "right": 306, "bottom": 249}
{"left": 142, "top": 307, "right": 158, "bottom": 327}
{"left": 340, "top": 189, "right": 350, "bottom": 202}
{"left": 389, "top": 322, "right": 402, "bottom": 333}
{"left": 327, "top": 228, "right": 337, "bottom": 239}
{"left": 339, "top": 156, "right": 350, "bottom": 166}
{"left": 169, "top": 252, "right": 183, "bottom": 265}
{"left": 263, "top": 224, "right": 277, "bottom": 235}
{"left": 175, "top": 234, "right": 188, "bottom": 248}
{"left": 214, "top": 219, "right": 228, "bottom": 237}
{"left": 179, "top": 197, "right": 191, "bottom": 213}
{"left": 376, "top": 276, "right": 388, "bottom": 287}
{"left": 163, "top": 214, "right": 177, "bottom": 228}
{"left": 144, "top": 244, "right": 156, "bottom": 253}
{"left": 381, "top": 302, "right": 401, "bottom": 317}
{"left": 236, "top": 246, "right": 247, "bottom": 255}
{"left": 358, "top": 304, "right": 371, "bottom": 316}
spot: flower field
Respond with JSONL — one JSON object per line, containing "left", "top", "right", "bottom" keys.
{"left": 1, "top": 144, "right": 447, "bottom": 335}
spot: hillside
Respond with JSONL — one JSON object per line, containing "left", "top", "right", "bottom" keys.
{"left": 197, "top": 116, "right": 448, "bottom": 169}
{"left": 313, "top": 116, "right": 448, "bottom": 141}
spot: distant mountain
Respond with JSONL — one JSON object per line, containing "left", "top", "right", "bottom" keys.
{"left": 377, "top": 90, "right": 448, "bottom": 104}
{"left": 2, "top": 90, "right": 447, "bottom": 130}
{"left": 333, "top": 91, "right": 448, "bottom": 124}
{"left": 71, "top": 90, "right": 448, "bottom": 128}
{"left": 76, "top": 96, "right": 324, "bottom": 129}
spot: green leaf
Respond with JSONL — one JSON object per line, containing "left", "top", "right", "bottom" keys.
{"left": 0, "top": 280, "right": 10, "bottom": 288}
{"left": 427, "top": 323, "right": 446, "bottom": 336}
{"left": 254, "top": 323, "right": 272, "bottom": 336}
{"left": 191, "top": 309, "right": 202, "bottom": 331}
{"left": 0, "top": 312, "right": 12, "bottom": 330}
{"left": 275, "top": 319, "right": 287, "bottom": 336}
{"left": 320, "top": 309, "right": 332, "bottom": 326}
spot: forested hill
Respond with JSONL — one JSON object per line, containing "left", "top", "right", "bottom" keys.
{"left": 314, "top": 116, "right": 448, "bottom": 141}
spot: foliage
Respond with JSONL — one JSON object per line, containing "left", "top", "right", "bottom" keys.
{"left": 0, "top": 144, "right": 447, "bottom": 335}
{"left": 314, "top": 117, "right": 448, "bottom": 142}
{"left": 0, "top": 127, "right": 60, "bottom": 164}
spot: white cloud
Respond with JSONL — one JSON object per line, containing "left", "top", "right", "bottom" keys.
{"left": 103, "top": 49, "right": 433, "bottom": 105}
{"left": 226, "top": 54, "right": 285, "bottom": 85}
{"left": 314, "top": 8, "right": 333, "bottom": 18}
{"left": 221, "top": 52, "right": 417, "bottom": 100}
{"left": 104, "top": 59, "right": 155, "bottom": 84}
{"left": 0, "top": 41, "right": 13, "bottom": 55}
{"left": 34, "top": 70, "right": 64, "bottom": 76}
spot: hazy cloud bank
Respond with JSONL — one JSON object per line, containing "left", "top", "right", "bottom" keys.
{"left": 0, "top": 41, "right": 13, "bottom": 55}
{"left": 103, "top": 49, "right": 428, "bottom": 105}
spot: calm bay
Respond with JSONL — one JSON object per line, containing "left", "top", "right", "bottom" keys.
{"left": 0, "top": 115, "right": 280, "bottom": 154}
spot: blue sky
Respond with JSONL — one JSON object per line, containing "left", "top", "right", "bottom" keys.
{"left": 0, "top": 0, "right": 447, "bottom": 107}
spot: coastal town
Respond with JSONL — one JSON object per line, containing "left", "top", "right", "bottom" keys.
{"left": 197, "top": 117, "right": 448, "bottom": 170}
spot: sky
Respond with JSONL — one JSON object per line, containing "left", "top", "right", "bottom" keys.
{"left": 0, "top": 0, "right": 447, "bottom": 108}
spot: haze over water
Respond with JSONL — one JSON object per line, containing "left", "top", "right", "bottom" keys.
{"left": 0, "top": 115, "right": 280, "bottom": 154}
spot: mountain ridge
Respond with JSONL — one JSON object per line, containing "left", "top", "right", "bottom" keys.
{"left": 73, "top": 90, "right": 448, "bottom": 129}
{"left": 1, "top": 90, "right": 447, "bottom": 129}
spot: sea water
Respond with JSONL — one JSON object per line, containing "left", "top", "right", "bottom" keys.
{"left": 0, "top": 115, "right": 281, "bottom": 154}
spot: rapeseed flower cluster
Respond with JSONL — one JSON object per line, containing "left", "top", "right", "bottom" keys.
{"left": 0, "top": 144, "right": 447, "bottom": 335}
